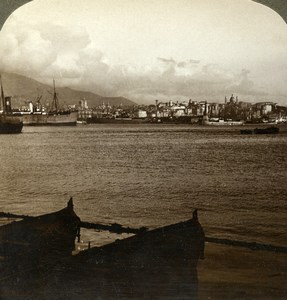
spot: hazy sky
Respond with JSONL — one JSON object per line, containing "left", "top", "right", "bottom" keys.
{"left": 1, "top": 0, "right": 287, "bottom": 104}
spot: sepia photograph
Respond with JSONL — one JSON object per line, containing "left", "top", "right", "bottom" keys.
{"left": 0, "top": 0, "right": 286, "bottom": 299}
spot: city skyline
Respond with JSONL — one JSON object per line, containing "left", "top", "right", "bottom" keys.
{"left": 0, "top": 0, "right": 287, "bottom": 105}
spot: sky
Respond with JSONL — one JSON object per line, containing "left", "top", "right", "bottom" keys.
{"left": 0, "top": 0, "right": 287, "bottom": 104}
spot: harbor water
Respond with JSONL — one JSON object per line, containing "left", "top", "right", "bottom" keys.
{"left": 0, "top": 124, "right": 286, "bottom": 248}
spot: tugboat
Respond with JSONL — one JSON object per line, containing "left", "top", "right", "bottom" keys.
{"left": 0, "top": 76, "right": 23, "bottom": 134}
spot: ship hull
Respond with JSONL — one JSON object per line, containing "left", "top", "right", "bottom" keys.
{"left": 87, "top": 117, "right": 148, "bottom": 124}
{"left": 20, "top": 111, "right": 78, "bottom": 126}
{"left": 0, "top": 115, "right": 23, "bottom": 134}
{"left": 254, "top": 126, "right": 279, "bottom": 134}
{"left": 0, "top": 122, "right": 23, "bottom": 133}
{"left": 203, "top": 120, "right": 244, "bottom": 126}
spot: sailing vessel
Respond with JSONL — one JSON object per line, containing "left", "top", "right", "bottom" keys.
{"left": 20, "top": 80, "right": 78, "bottom": 126}
{"left": 0, "top": 75, "right": 23, "bottom": 134}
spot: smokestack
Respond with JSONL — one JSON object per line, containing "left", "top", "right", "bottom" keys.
{"left": 155, "top": 99, "right": 158, "bottom": 118}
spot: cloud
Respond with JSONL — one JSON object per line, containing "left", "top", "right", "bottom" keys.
{"left": 157, "top": 57, "right": 176, "bottom": 64}
{"left": 158, "top": 57, "right": 200, "bottom": 69}
{"left": 94, "top": 61, "right": 260, "bottom": 103}
{"left": 225, "top": 69, "right": 260, "bottom": 95}
{"left": 0, "top": 19, "right": 269, "bottom": 103}
{"left": 0, "top": 25, "right": 55, "bottom": 75}
{"left": 0, "top": 19, "right": 93, "bottom": 78}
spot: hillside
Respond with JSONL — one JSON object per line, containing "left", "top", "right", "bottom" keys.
{"left": 0, "top": 72, "right": 136, "bottom": 108}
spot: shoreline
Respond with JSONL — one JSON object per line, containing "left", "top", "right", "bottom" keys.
{"left": 198, "top": 243, "right": 287, "bottom": 299}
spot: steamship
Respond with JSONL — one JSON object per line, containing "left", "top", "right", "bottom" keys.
{"left": 0, "top": 76, "right": 23, "bottom": 134}
{"left": 19, "top": 80, "right": 77, "bottom": 126}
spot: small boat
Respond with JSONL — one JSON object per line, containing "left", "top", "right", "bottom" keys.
{"left": 254, "top": 126, "right": 279, "bottom": 134}
{"left": 0, "top": 199, "right": 80, "bottom": 297}
{"left": 0, "top": 199, "right": 80, "bottom": 266}
{"left": 67, "top": 210, "right": 205, "bottom": 299}
{"left": 0, "top": 76, "right": 23, "bottom": 134}
{"left": 0, "top": 200, "right": 205, "bottom": 299}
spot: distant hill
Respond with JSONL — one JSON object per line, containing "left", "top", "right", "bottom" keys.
{"left": 0, "top": 72, "right": 136, "bottom": 108}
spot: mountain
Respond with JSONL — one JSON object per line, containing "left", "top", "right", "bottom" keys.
{"left": 0, "top": 72, "right": 137, "bottom": 108}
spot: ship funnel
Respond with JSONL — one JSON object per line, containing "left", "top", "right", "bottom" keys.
{"left": 4, "top": 97, "right": 12, "bottom": 113}
{"left": 29, "top": 101, "right": 33, "bottom": 112}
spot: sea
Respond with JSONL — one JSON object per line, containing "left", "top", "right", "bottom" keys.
{"left": 0, "top": 124, "right": 286, "bottom": 248}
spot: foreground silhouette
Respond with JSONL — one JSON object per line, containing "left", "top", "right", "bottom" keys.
{"left": 0, "top": 200, "right": 205, "bottom": 299}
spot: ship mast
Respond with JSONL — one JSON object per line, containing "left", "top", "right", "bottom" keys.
{"left": 0, "top": 75, "right": 5, "bottom": 113}
{"left": 51, "top": 79, "right": 59, "bottom": 112}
